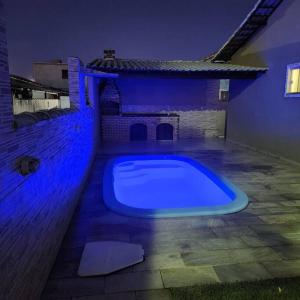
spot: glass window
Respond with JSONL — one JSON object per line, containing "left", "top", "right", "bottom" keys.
{"left": 219, "top": 79, "right": 230, "bottom": 101}
{"left": 285, "top": 64, "right": 300, "bottom": 97}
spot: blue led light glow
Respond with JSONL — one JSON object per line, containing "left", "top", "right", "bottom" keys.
{"left": 103, "top": 155, "right": 248, "bottom": 218}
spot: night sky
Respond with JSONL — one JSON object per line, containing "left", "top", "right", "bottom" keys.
{"left": 4, "top": 0, "right": 256, "bottom": 78}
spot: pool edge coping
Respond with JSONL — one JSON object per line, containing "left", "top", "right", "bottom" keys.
{"left": 103, "top": 154, "right": 249, "bottom": 218}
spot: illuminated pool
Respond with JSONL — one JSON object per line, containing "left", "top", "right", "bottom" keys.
{"left": 103, "top": 155, "right": 248, "bottom": 218}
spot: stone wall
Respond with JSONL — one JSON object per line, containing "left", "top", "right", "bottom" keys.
{"left": 102, "top": 114, "right": 179, "bottom": 142}
{"left": 0, "top": 47, "right": 100, "bottom": 300}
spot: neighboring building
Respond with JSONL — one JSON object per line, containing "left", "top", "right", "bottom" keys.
{"left": 209, "top": 0, "right": 300, "bottom": 162}
{"left": 11, "top": 74, "right": 69, "bottom": 114}
{"left": 88, "top": 50, "right": 265, "bottom": 142}
{"left": 33, "top": 59, "right": 69, "bottom": 90}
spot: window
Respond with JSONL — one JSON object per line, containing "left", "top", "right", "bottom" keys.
{"left": 285, "top": 63, "right": 300, "bottom": 97}
{"left": 219, "top": 79, "right": 230, "bottom": 101}
{"left": 46, "top": 92, "right": 58, "bottom": 99}
{"left": 61, "top": 69, "right": 68, "bottom": 79}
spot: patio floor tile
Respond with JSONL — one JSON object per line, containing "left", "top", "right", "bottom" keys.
{"left": 281, "top": 232, "right": 300, "bottom": 244}
{"left": 212, "top": 226, "right": 257, "bottom": 238}
{"left": 259, "top": 214, "right": 300, "bottom": 224}
{"left": 182, "top": 247, "right": 281, "bottom": 266}
{"left": 42, "top": 277, "right": 105, "bottom": 298}
{"left": 272, "top": 245, "right": 300, "bottom": 260}
{"left": 104, "top": 271, "right": 163, "bottom": 293}
{"left": 241, "top": 233, "right": 291, "bottom": 247}
{"left": 161, "top": 266, "right": 219, "bottom": 288}
{"left": 199, "top": 237, "right": 247, "bottom": 250}
{"left": 135, "top": 289, "right": 172, "bottom": 300}
{"left": 262, "top": 259, "right": 300, "bottom": 278}
{"left": 73, "top": 292, "right": 136, "bottom": 300}
{"left": 132, "top": 253, "right": 185, "bottom": 271}
{"left": 214, "top": 262, "right": 272, "bottom": 282}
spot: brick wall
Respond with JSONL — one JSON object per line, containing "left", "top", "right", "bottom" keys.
{"left": 100, "top": 78, "right": 120, "bottom": 103}
{"left": 0, "top": 1, "right": 13, "bottom": 134}
{"left": 0, "top": 34, "right": 101, "bottom": 300}
{"left": 177, "top": 110, "right": 225, "bottom": 138}
{"left": 102, "top": 115, "right": 179, "bottom": 142}
{"left": 100, "top": 77, "right": 226, "bottom": 141}
{"left": 122, "top": 105, "right": 226, "bottom": 139}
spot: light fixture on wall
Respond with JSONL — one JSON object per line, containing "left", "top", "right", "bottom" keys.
{"left": 16, "top": 156, "right": 40, "bottom": 176}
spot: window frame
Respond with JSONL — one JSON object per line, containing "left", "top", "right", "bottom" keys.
{"left": 219, "top": 79, "right": 230, "bottom": 102}
{"left": 285, "top": 63, "right": 300, "bottom": 98}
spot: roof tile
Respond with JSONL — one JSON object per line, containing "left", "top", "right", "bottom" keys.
{"left": 87, "top": 59, "right": 267, "bottom": 73}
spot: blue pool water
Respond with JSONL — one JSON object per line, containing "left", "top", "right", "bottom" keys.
{"left": 103, "top": 155, "right": 248, "bottom": 218}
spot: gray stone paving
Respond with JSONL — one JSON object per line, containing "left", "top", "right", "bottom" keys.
{"left": 42, "top": 139, "right": 300, "bottom": 299}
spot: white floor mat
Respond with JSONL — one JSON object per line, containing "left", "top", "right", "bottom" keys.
{"left": 78, "top": 241, "right": 144, "bottom": 276}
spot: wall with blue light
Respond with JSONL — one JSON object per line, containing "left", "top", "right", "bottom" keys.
{"left": 116, "top": 73, "right": 224, "bottom": 111}
{"left": 110, "top": 73, "right": 226, "bottom": 139}
{"left": 0, "top": 56, "right": 102, "bottom": 299}
{"left": 227, "top": 0, "right": 300, "bottom": 162}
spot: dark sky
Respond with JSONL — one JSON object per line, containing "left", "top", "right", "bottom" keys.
{"left": 4, "top": 0, "right": 256, "bottom": 78}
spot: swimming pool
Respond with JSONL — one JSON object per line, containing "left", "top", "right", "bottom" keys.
{"left": 103, "top": 155, "right": 248, "bottom": 218}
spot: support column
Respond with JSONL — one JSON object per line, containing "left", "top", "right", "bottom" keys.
{"left": 0, "top": 0, "right": 13, "bottom": 134}
{"left": 67, "top": 56, "right": 84, "bottom": 109}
